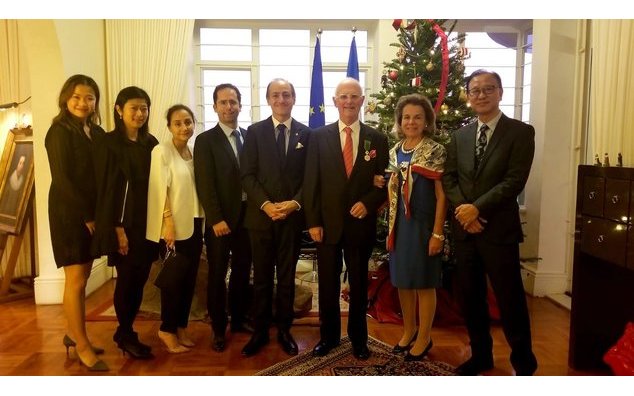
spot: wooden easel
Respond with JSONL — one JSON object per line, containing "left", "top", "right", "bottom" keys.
{"left": 0, "top": 192, "right": 35, "bottom": 303}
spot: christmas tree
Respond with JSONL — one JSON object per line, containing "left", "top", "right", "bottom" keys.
{"left": 366, "top": 19, "right": 474, "bottom": 146}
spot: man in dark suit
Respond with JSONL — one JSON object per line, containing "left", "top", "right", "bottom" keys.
{"left": 442, "top": 69, "right": 537, "bottom": 375}
{"left": 304, "top": 77, "right": 389, "bottom": 360}
{"left": 239, "top": 78, "right": 310, "bottom": 357}
{"left": 193, "top": 83, "right": 252, "bottom": 352}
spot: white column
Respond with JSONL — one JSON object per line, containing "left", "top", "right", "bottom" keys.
{"left": 522, "top": 20, "right": 582, "bottom": 298}
{"left": 18, "top": 20, "right": 111, "bottom": 305}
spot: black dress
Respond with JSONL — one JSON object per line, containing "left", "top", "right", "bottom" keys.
{"left": 91, "top": 130, "right": 159, "bottom": 265}
{"left": 45, "top": 121, "right": 105, "bottom": 267}
{"left": 92, "top": 130, "right": 159, "bottom": 337}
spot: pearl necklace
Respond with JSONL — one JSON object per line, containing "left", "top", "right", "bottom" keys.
{"left": 401, "top": 145, "right": 416, "bottom": 154}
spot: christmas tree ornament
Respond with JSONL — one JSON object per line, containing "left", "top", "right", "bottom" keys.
{"left": 459, "top": 89, "right": 468, "bottom": 102}
{"left": 384, "top": 96, "right": 392, "bottom": 105}
{"left": 388, "top": 70, "right": 399, "bottom": 81}
{"left": 381, "top": 73, "right": 388, "bottom": 88}
{"left": 410, "top": 76, "right": 422, "bottom": 87}
{"left": 365, "top": 101, "right": 377, "bottom": 114}
{"left": 397, "top": 47, "right": 406, "bottom": 62}
{"left": 426, "top": 62, "right": 434, "bottom": 71}
{"left": 457, "top": 46, "right": 470, "bottom": 59}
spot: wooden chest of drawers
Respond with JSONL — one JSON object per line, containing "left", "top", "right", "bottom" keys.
{"left": 569, "top": 165, "right": 634, "bottom": 370}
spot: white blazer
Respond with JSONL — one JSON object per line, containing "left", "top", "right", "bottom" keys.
{"left": 146, "top": 141, "right": 203, "bottom": 242}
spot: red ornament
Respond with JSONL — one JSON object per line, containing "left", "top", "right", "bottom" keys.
{"left": 410, "top": 76, "right": 421, "bottom": 87}
{"left": 388, "top": 70, "right": 399, "bottom": 81}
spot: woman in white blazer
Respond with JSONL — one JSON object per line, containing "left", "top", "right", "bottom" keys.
{"left": 147, "top": 104, "right": 204, "bottom": 353}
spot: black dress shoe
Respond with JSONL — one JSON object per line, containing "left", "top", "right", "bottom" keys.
{"left": 312, "top": 340, "right": 339, "bottom": 357}
{"left": 277, "top": 330, "right": 298, "bottom": 355}
{"left": 455, "top": 356, "right": 494, "bottom": 375}
{"left": 212, "top": 335, "right": 226, "bottom": 352}
{"left": 404, "top": 339, "right": 433, "bottom": 362}
{"left": 352, "top": 344, "right": 370, "bottom": 360}
{"left": 231, "top": 322, "right": 255, "bottom": 334}
{"left": 241, "top": 333, "right": 269, "bottom": 357}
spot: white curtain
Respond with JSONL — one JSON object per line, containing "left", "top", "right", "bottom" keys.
{"left": 105, "top": 20, "right": 195, "bottom": 142}
{"left": 590, "top": 20, "right": 634, "bottom": 167}
{"left": 0, "top": 20, "right": 21, "bottom": 135}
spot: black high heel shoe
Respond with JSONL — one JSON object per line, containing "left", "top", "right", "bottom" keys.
{"left": 115, "top": 333, "right": 154, "bottom": 359}
{"left": 404, "top": 339, "right": 433, "bottom": 362}
{"left": 392, "top": 331, "right": 418, "bottom": 354}
{"left": 63, "top": 335, "right": 105, "bottom": 356}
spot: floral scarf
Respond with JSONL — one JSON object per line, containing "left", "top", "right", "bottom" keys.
{"left": 386, "top": 136, "right": 445, "bottom": 251}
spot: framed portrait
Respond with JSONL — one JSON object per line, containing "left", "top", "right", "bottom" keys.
{"left": 0, "top": 127, "right": 34, "bottom": 234}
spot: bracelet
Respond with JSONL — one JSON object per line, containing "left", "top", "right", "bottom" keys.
{"left": 431, "top": 232, "right": 445, "bottom": 241}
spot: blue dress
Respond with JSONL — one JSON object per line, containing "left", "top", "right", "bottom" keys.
{"left": 388, "top": 147, "right": 442, "bottom": 289}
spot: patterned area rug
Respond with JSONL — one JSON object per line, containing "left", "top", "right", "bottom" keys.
{"left": 255, "top": 335, "right": 456, "bottom": 376}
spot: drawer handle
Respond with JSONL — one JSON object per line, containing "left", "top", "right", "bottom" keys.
{"left": 588, "top": 191, "right": 597, "bottom": 200}
{"left": 597, "top": 235, "right": 604, "bottom": 243}
{"left": 611, "top": 195, "right": 620, "bottom": 204}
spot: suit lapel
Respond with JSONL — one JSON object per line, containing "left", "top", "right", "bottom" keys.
{"left": 325, "top": 124, "right": 347, "bottom": 181}
{"left": 214, "top": 126, "right": 239, "bottom": 168}
{"left": 349, "top": 125, "right": 368, "bottom": 179}
{"left": 475, "top": 115, "right": 505, "bottom": 177}
{"left": 465, "top": 122, "right": 478, "bottom": 172}
{"left": 286, "top": 120, "right": 301, "bottom": 164}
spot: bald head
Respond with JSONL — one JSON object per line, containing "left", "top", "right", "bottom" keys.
{"left": 333, "top": 78, "right": 365, "bottom": 125}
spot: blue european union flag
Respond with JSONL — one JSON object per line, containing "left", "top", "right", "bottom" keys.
{"left": 346, "top": 36, "right": 359, "bottom": 81}
{"left": 309, "top": 36, "right": 325, "bottom": 128}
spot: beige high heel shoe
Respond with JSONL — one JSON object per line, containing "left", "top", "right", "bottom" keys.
{"left": 158, "top": 330, "right": 190, "bottom": 354}
{"left": 177, "top": 328, "right": 195, "bottom": 347}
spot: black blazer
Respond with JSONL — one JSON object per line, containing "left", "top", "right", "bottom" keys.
{"left": 240, "top": 116, "right": 311, "bottom": 231}
{"left": 442, "top": 113, "right": 535, "bottom": 244}
{"left": 303, "top": 121, "right": 389, "bottom": 245}
{"left": 193, "top": 124, "right": 247, "bottom": 231}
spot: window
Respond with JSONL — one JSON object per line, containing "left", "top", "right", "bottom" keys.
{"left": 195, "top": 21, "right": 371, "bottom": 131}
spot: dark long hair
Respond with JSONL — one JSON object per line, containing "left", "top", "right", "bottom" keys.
{"left": 112, "top": 86, "right": 152, "bottom": 141}
{"left": 52, "top": 74, "right": 101, "bottom": 132}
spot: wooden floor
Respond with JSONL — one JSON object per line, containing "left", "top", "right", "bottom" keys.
{"left": 0, "top": 279, "right": 606, "bottom": 376}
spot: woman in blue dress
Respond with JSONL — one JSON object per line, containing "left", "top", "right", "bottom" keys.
{"left": 386, "top": 94, "right": 447, "bottom": 361}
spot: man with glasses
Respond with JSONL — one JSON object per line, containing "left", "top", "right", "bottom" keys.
{"left": 240, "top": 78, "right": 311, "bottom": 357}
{"left": 442, "top": 69, "right": 537, "bottom": 375}
{"left": 304, "top": 78, "right": 389, "bottom": 360}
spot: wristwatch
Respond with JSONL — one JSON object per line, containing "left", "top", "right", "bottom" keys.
{"left": 431, "top": 232, "right": 445, "bottom": 241}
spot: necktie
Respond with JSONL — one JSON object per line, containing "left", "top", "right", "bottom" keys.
{"left": 474, "top": 124, "right": 488, "bottom": 169}
{"left": 343, "top": 126, "right": 353, "bottom": 177}
{"left": 232, "top": 130, "right": 243, "bottom": 157}
{"left": 276, "top": 124, "right": 286, "bottom": 160}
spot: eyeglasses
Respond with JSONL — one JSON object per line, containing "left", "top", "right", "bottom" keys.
{"left": 336, "top": 94, "right": 362, "bottom": 101}
{"left": 467, "top": 85, "right": 499, "bottom": 98}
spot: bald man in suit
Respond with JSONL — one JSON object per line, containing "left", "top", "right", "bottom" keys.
{"left": 304, "top": 78, "right": 389, "bottom": 360}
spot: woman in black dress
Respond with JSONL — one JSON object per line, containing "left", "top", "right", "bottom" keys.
{"left": 45, "top": 74, "right": 108, "bottom": 371}
{"left": 92, "top": 86, "right": 158, "bottom": 359}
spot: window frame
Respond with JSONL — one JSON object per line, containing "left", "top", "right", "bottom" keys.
{"left": 193, "top": 20, "right": 376, "bottom": 132}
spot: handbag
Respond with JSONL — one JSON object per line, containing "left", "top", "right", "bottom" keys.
{"left": 154, "top": 247, "right": 189, "bottom": 292}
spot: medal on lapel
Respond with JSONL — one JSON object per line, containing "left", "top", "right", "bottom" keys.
{"left": 364, "top": 139, "right": 376, "bottom": 161}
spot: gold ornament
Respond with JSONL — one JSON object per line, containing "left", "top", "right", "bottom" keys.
{"left": 459, "top": 89, "right": 468, "bottom": 102}
{"left": 397, "top": 47, "right": 406, "bottom": 63}
{"left": 426, "top": 62, "right": 434, "bottom": 71}
{"left": 441, "top": 104, "right": 449, "bottom": 114}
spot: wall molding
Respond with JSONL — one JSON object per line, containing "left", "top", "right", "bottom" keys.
{"left": 34, "top": 257, "right": 112, "bottom": 305}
